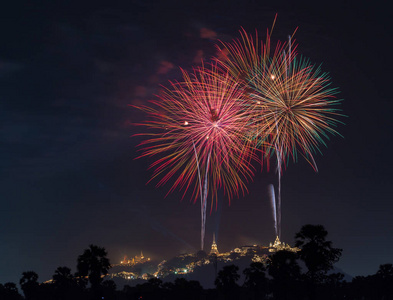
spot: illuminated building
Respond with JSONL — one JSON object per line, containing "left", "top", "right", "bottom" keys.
{"left": 268, "top": 236, "right": 300, "bottom": 253}
{"left": 109, "top": 271, "right": 138, "bottom": 280}
{"left": 114, "top": 251, "right": 151, "bottom": 267}
{"left": 120, "top": 255, "right": 131, "bottom": 264}
{"left": 210, "top": 233, "right": 219, "bottom": 255}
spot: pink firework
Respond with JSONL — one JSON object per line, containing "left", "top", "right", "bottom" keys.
{"left": 134, "top": 64, "right": 257, "bottom": 206}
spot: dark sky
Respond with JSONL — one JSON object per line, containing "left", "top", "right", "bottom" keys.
{"left": 1, "top": 0, "right": 392, "bottom": 284}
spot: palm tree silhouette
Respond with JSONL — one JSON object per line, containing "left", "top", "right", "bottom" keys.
{"left": 243, "top": 262, "right": 269, "bottom": 300}
{"left": 76, "top": 244, "right": 111, "bottom": 296}
{"left": 295, "top": 224, "right": 342, "bottom": 299}
{"left": 19, "top": 271, "right": 40, "bottom": 300}
{"left": 215, "top": 265, "right": 240, "bottom": 299}
{"left": 268, "top": 251, "right": 301, "bottom": 300}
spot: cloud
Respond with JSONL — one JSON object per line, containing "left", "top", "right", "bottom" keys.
{"left": 156, "top": 60, "right": 174, "bottom": 75}
{"left": 200, "top": 28, "right": 217, "bottom": 39}
{"left": 193, "top": 50, "right": 204, "bottom": 64}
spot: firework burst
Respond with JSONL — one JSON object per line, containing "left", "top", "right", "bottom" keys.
{"left": 214, "top": 23, "right": 344, "bottom": 239}
{"left": 134, "top": 64, "right": 257, "bottom": 249}
{"left": 215, "top": 24, "right": 297, "bottom": 164}
{"left": 133, "top": 18, "right": 344, "bottom": 246}
{"left": 248, "top": 56, "right": 343, "bottom": 168}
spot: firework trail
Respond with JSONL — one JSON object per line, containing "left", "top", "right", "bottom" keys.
{"left": 275, "top": 145, "right": 282, "bottom": 239}
{"left": 267, "top": 184, "right": 277, "bottom": 237}
{"left": 192, "top": 140, "right": 207, "bottom": 250}
{"left": 199, "top": 150, "right": 210, "bottom": 251}
{"left": 134, "top": 64, "right": 256, "bottom": 250}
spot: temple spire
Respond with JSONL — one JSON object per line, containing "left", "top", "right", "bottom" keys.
{"left": 210, "top": 233, "right": 219, "bottom": 255}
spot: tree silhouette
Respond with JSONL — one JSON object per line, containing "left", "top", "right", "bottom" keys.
{"left": 0, "top": 282, "right": 23, "bottom": 300}
{"left": 52, "top": 266, "right": 85, "bottom": 300}
{"left": 348, "top": 266, "right": 393, "bottom": 300}
{"left": 215, "top": 264, "right": 240, "bottom": 299}
{"left": 19, "top": 271, "right": 40, "bottom": 300}
{"left": 53, "top": 266, "right": 73, "bottom": 282}
{"left": 295, "top": 224, "right": 342, "bottom": 299}
{"left": 76, "top": 244, "right": 111, "bottom": 297}
{"left": 164, "top": 278, "right": 203, "bottom": 300}
{"left": 376, "top": 263, "right": 393, "bottom": 299}
{"left": 319, "top": 272, "right": 345, "bottom": 300}
{"left": 123, "top": 284, "right": 138, "bottom": 299}
{"left": 268, "top": 250, "right": 301, "bottom": 300}
{"left": 101, "top": 280, "right": 117, "bottom": 300}
{"left": 295, "top": 224, "right": 342, "bottom": 275}
{"left": 137, "top": 277, "right": 164, "bottom": 300}
{"left": 350, "top": 275, "right": 377, "bottom": 300}
{"left": 243, "top": 262, "right": 269, "bottom": 300}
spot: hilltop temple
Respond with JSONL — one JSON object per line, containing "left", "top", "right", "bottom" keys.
{"left": 210, "top": 233, "right": 219, "bottom": 255}
{"left": 268, "top": 236, "right": 300, "bottom": 253}
{"left": 207, "top": 234, "right": 299, "bottom": 257}
{"left": 120, "top": 251, "right": 150, "bottom": 265}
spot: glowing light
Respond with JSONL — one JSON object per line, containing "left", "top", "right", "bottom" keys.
{"left": 184, "top": 121, "right": 189, "bottom": 126}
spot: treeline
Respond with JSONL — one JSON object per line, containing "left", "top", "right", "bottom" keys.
{"left": 1, "top": 224, "right": 392, "bottom": 300}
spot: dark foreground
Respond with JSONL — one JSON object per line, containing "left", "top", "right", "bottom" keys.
{"left": 1, "top": 224, "right": 392, "bottom": 300}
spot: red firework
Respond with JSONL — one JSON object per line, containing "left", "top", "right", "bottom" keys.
{"left": 134, "top": 64, "right": 257, "bottom": 207}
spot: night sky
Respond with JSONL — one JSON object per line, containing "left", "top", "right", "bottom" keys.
{"left": 1, "top": 0, "right": 392, "bottom": 285}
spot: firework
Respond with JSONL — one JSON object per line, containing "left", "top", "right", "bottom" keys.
{"left": 255, "top": 56, "right": 343, "bottom": 237}
{"left": 249, "top": 55, "right": 343, "bottom": 168}
{"left": 134, "top": 64, "right": 256, "bottom": 249}
{"left": 215, "top": 25, "right": 343, "bottom": 238}
{"left": 215, "top": 17, "right": 297, "bottom": 85}
{"left": 215, "top": 24, "right": 297, "bottom": 163}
